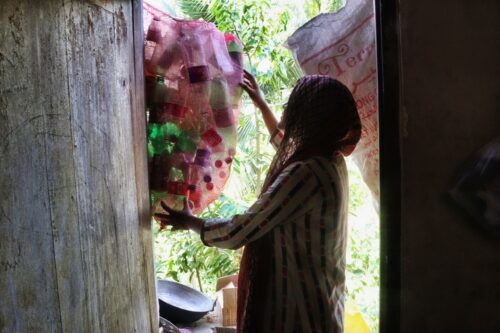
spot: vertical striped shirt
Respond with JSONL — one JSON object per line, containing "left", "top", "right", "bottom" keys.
{"left": 201, "top": 156, "right": 349, "bottom": 332}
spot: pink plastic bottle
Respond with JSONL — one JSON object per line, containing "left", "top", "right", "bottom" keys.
{"left": 209, "top": 78, "right": 235, "bottom": 128}
{"left": 146, "top": 17, "right": 162, "bottom": 43}
{"left": 147, "top": 16, "right": 182, "bottom": 77}
{"left": 181, "top": 33, "right": 211, "bottom": 83}
{"left": 212, "top": 107, "right": 235, "bottom": 128}
{"left": 145, "top": 17, "right": 162, "bottom": 65}
{"left": 201, "top": 128, "right": 223, "bottom": 147}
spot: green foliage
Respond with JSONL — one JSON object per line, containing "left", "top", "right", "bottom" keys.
{"left": 154, "top": 222, "right": 242, "bottom": 294}
{"left": 200, "top": 194, "right": 248, "bottom": 219}
{"left": 345, "top": 159, "right": 379, "bottom": 332}
{"left": 327, "top": 0, "right": 345, "bottom": 12}
{"left": 177, "top": 0, "right": 212, "bottom": 20}
{"left": 303, "top": 0, "right": 345, "bottom": 19}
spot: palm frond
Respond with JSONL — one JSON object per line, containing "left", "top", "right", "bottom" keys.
{"left": 238, "top": 112, "right": 257, "bottom": 145}
{"left": 285, "top": 56, "right": 302, "bottom": 83}
{"left": 177, "top": 0, "right": 214, "bottom": 21}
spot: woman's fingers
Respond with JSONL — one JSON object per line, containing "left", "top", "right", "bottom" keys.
{"left": 240, "top": 82, "right": 253, "bottom": 95}
{"left": 154, "top": 212, "right": 170, "bottom": 220}
{"left": 182, "top": 197, "right": 193, "bottom": 216}
{"left": 243, "top": 70, "right": 257, "bottom": 85}
{"left": 160, "top": 201, "right": 176, "bottom": 214}
{"left": 241, "top": 81, "right": 257, "bottom": 96}
{"left": 154, "top": 201, "right": 192, "bottom": 232}
{"left": 153, "top": 213, "right": 170, "bottom": 225}
{"left": 242, "top": 75, "right": 256, "bottom": 88}
{"left": 154, "top": 213, "right": 184, "bottom": 231}
{"left": 243, "top": 78, "right": 253, "bottom": 87}
{"left": 241, "top": 77, "right": 251, "bottom": 86}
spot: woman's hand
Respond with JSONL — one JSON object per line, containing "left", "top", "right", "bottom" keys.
{"left": 240, "top": 69, "right": 267, "bottom": 110}
{"left": 154, "top": 200, "right": 204, "bottom": 233}
{"left": 241, "top": 69, "right": 279, "bottom": 136}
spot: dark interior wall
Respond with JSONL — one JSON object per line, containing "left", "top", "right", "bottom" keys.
{"left": 0, "top": 1, "right": 157, "bottom": 332}
{"left": 398, "top": 0, "right": 500, "bottom": 332}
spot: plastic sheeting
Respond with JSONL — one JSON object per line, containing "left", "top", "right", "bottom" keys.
{"left": 286, "top": 0, "right": 380, "bottom": 207}
{"left": 143, "top": 3, "right": 244, "bottom": 215}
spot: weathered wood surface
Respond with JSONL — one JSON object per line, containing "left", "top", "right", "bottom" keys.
{"left": 398, "top": 1, "right": 500, "bottom": 332}
{"left": 0, "top": 1, "right": 158, "bottom": 332}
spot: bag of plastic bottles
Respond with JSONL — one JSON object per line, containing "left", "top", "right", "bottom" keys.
{"left": 286, "top": 0, "right": 380, "bottom": 209}
{"left": 143, "top": 4, "right": 244, "bottom": 217}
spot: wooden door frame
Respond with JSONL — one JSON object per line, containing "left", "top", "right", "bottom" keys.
{"left": 375, "top": 1, "right": 402, "bottom": 332}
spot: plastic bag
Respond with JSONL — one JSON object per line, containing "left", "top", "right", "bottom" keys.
{"left": 286, "top": 0, "right": 380, "bottom": 207}
{"left": 144, "top": 3, "right": 244, "bottom": 216}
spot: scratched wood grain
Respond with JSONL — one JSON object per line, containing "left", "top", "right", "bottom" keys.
{"left": 0, "top": 1, "right": 157, "bottom": 332}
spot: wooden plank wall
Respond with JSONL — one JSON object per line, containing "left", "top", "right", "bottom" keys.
{"left": 0, "top": 1, "right": 158, "bottom": 332}
{"left": 398, "top": 0, "right": 500, "bottom": 332}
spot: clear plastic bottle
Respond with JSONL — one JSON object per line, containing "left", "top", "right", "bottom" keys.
{"left": 217, "top": 126, "right": 237, "bottom": 150}
{"left": 209, "top": 78, "right": 229, "bottom": 109}
{"left": 210, "top": 31, "right": 235, "bottom": 77}
{"left": 209, "top": 78, "right": 235, "bottom": 128}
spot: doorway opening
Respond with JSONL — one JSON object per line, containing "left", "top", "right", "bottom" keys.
{"left": 146, "top": 0, "right": 381, "bottom": 332}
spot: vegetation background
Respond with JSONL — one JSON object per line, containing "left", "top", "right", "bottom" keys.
{"left": 149, "top": 0, "right": 379, "bottom": 331}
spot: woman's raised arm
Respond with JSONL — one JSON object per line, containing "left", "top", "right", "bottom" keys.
{"left": 240, "top": 70, "right": 279, "bottom": 137}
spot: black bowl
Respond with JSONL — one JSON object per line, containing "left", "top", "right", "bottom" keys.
{"left": 157, "top": 280, "right": 214, "bottom": 324}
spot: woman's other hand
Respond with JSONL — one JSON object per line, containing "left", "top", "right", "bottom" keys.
{"left": 154, "top": 200, "right": 203, "bottom": 233}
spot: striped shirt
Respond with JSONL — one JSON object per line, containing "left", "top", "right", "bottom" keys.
{"left": 201, "top": 156, "right": 349, "bottom": 332}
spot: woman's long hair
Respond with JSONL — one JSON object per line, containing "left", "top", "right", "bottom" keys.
{"left": 237, "top": 76, "right": 362, "bottom": 332}
{"left": 261, "top": 75, "right": 362, "bottom": 191}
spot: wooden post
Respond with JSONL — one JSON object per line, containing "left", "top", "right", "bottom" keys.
{"left": 0, "top": 1, "right": 158, "bottom": 332}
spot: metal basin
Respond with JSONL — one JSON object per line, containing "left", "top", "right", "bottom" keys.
{"left": 157, "top": 280, "right": 214, "bottom": 324}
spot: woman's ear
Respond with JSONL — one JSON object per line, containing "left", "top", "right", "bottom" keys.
{"left": 340, "top": 144, "right": 356, "bottom": 156}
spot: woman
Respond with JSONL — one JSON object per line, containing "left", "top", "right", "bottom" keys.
{"left": 155, "top": 70, "right": 361, "bottom": 332}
